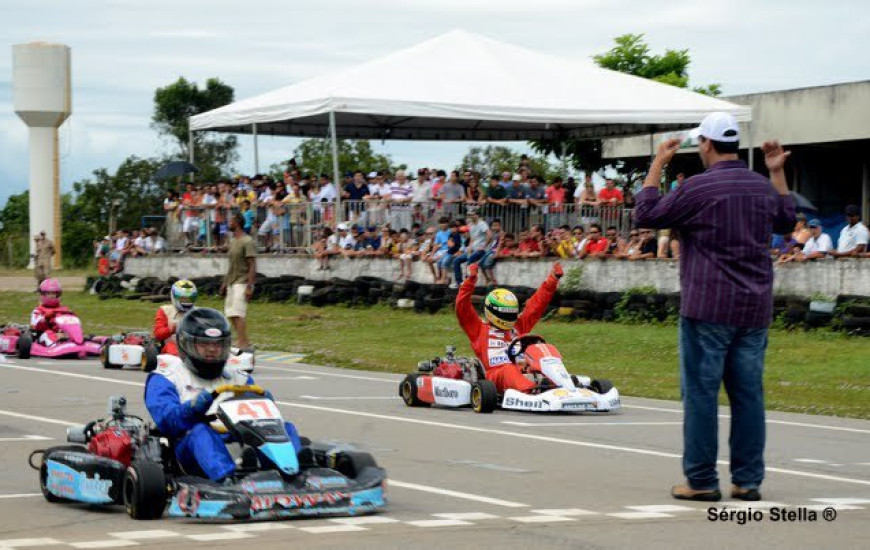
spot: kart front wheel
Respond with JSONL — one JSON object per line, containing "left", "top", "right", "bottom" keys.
{"left": 471, "top": 380, "right": 498, "bottom": 413}
{"left": 400, "top": 374, "right": 428, "bottom": 407}
{"left": 124, "top": 460, "right": 166, "bottom": 520}
{"left": 333, "top": 451, "right": 379, "bottom": 479}
{"left": 141, "top": 344, "right": 158, "bottom": 373}
{"left": 17, "top": 332, "right": 32, "bottom": 359}
{"left": 590, "top": 379, "right": 614, "bottom": 395}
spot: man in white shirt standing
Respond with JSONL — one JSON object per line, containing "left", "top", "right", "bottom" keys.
{"left": 832, "top": 205, "right": 869, "bottom": 258}
{"left": 390, "top": 169, "right": 414, "bottom": 230}
{"left": 798, "top": 218, "right": 833, "bottom": 261}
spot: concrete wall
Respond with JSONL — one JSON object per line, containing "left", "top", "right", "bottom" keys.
{"left": 603, "top": 80, "right": 870, "bottom": 159}
{"left": 125, "top": 256, "right": 870, "bottom": 297}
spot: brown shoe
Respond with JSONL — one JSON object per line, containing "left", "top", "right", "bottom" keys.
{"left": 731, "top": 485, "right": 761, "bottom": 501}
{"left": 671, "top": 484, "right": 721, "bottom": 502}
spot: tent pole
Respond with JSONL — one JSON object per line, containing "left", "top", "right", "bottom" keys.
{"left": 188, "top": 127, "right": 195, "bottom": 183}
{"left": 253, "top": 123, "right": 259, "bottom": 175}
{"left": 329, "top": 111, "right": 341, "bottom": 225}
{"left": 747, "top": 119, "right": 754, "bottom": 171}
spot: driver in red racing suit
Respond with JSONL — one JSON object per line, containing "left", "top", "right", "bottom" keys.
{"left": 153, "top": 280, "right": 198, "bottom": 355}
{"left": 455, "top": 262, "right": 563, "bottom": 393}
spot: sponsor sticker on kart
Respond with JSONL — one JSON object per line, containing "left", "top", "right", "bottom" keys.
{"left": 220, "top": 399, "right": 281, "bottom": 423}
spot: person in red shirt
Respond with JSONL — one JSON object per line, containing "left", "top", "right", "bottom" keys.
{"left": 598, "top": 179, "right": 624, "bottom": 205}
{"left": 455, "top": 262, "right": 563, "bottom": 394}
{"left": 153, "top": 280, "right": 198, "bottom": 355}
{"left": 579, "top": 224, "right": 608, "bottom": 258}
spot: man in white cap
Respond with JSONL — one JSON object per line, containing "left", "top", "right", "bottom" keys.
{"left": 634, "top": 112, "right": 796, "bottom": 503}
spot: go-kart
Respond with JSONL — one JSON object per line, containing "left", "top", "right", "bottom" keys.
{"left": 400, "top": 334, "right": 621, "bottom": 413}
{"left": 0, "top": 324, "right": 34, "bottom": 358}
{"left": 100, "top": 332, "right": 160, "bottom": 372}
{"left": 30, "top": 389, "right": 387, "bottom": 521}
{"left": 26, "top": 308, "right": 106, "bottom": 359}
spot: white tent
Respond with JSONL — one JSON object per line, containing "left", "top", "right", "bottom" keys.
{"left": 191, "top": 29, "right": 751, "bottom": 142}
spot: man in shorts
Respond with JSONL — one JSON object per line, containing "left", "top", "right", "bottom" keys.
{"left": 220, "top": 213, "right": 256, "bottom": 350}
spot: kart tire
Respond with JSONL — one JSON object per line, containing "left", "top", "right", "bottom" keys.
{"left": 333, "top": 451, "right": 378, "bottom": 479}
{"left": 141, "top": 344, "right": 159, "bottom": 373}
{"left": 400, "top": 374, "right": 428, "bottom": 407}
{"left": 124, "top": 460, "right": 166, "bottom": 520}
{"left": 471, "top": 380, "right": 498, "bottom": 414}
{"left": 591, "top": 379, "right": 614, "bottom": 395}
{"left": 101, "top": 342, "right": 120, "bottom": 369}
{"left": 17, "top": 332, "right": 32, "bottom": 359}
{"left": 39, "top": 445, "right": 88, "bottom": 503}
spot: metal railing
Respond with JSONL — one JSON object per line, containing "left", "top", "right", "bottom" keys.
{"left": 156, "top": 201, "right": 636, "bottom": 254}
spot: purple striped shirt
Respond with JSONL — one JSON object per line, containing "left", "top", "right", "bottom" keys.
{"left": 634, "top": 160, "right": 796, "bottom": 328}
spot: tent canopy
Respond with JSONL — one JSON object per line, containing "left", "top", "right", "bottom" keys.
{"left": 190, "top": 30, "right": 751, "bottom": 141}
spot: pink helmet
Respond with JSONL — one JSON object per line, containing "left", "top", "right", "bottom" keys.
{"left": 39, "top": 278, "right": 62, "bottom": 307}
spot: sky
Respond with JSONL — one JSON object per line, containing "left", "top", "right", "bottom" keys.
{"left": 1, "top": 0, "right": 868, "bottom": 206}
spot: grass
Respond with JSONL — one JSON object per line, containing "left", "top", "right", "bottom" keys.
{"left": 0, "top": 268, "right": 92, "bottom": 277}
{"left": 1, "top": 291, "right": 868, "bottom": 419}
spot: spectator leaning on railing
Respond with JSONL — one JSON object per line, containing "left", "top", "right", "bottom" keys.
{"left": 832, "top": 204, "right": 869, "bottom": 258}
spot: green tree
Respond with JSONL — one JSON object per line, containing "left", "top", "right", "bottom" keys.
{"left": 458, "top": 146, "right": 557, "bottom": 180}
{"left": 291, "top": 138, "right": 394, "bottom": 178}
{"left": 531, "top": 33, "right": 721, "bottom": 173}
{"left": 152, "top": 77, "right": 238, "bottom": 182}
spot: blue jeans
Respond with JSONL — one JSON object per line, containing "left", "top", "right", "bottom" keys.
{"left": 453, "top": 250, "right": 486, "bottom": 283}
{"left": 679, "top": 317, "right": 768, "bottom": 491}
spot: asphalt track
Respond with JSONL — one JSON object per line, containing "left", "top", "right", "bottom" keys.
{"left": 0, "top": 353, "right": 868, "bottom": 550}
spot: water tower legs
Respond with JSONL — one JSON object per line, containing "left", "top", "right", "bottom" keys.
{"left": 27, "top": 126, "right": 60, "bottom": 269}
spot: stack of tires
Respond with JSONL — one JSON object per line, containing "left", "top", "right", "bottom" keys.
{"left": 835, "top": 295, "right": 870, "bottom": 335}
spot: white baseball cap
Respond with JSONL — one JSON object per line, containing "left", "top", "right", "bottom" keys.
{"left": 367, "top": 171, "right": 378, "bottom": 178}
{"left": 697, "top": 112, "right": 740, "bottom": 143}
{"left": 337, "top": 223, "right": 349, "bottom": 231}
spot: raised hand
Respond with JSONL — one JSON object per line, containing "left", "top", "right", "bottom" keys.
{"left": 762, "top": 141, "right": 791, "bottom": 172}
{"left": 468, "top": 263, "right": 479, "bottom": 279}
{"left": 551, "top": 262, "right": 564, "bottom": 279}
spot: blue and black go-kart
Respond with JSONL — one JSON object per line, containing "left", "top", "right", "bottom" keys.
{"left": 29, "top": 389, "right": 387, "bottom": 521}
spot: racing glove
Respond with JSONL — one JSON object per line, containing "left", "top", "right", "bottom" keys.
{"left": 468, "top": 263, "right": 479, "bottom": 279}
{"left": 188, "top": 390, "right": 214, "bottom": 416}
{"left": 551, "top": 262, "right": 564, "bottom": 279}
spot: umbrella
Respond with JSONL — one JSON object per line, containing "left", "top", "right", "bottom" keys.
{"left": 791, "top": 191, "right": 818, "bottom": 213}
{"left": 154, "top": 161, "right": 199, "bottom": 180}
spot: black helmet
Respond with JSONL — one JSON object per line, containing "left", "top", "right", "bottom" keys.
{"left": 177, "top": 307, "right": 231, "bottom": 380}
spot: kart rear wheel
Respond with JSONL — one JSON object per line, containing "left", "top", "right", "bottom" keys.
{"left": 17, "top": 332, "right": 32, "bottom": 359}
{"left": 471, "top": 380, "right": 498, "bottom": 413}
{"left": 124, "top": 460, "right": 167, "bottom": 520}
{"left": 101, "top": 343, "right": 120, "bottom": 369}
{"left": 141, "top": 344, "right": 158, "bottom": 372}
{"left": 400, "top": 374, "right": 428, "bottom": 407}
{"left": 590, "top": 379, "right": 614, "bottom": 395}
{"left": 39, "top": 445, "right": 88, "bottom": 503}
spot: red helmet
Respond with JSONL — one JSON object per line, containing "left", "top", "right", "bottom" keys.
{"left": 39, "top": 278, "right": 62, "bottom": 307}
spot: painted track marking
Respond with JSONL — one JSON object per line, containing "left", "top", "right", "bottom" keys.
{"left": 5, "top": 362, "right": 870, "bottom": 488}
{"left": 501, "top": 421, "right": 682, "bottom": 427}
{"left": 389, "top": 480, "right": 528, "bottom": 508}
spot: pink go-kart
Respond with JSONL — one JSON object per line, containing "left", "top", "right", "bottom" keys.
{"left": 8, "top": 309, "right": 107, "bottom": 359}
{"left": 0, "top": 324, "right": 34, "bottom": 358}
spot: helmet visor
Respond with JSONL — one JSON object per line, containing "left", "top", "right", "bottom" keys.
{"left": 188, "top": 335, "right": 231, "bottom": 364}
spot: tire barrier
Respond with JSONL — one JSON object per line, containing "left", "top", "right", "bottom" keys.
{"left": 88, "top": 274, "right": 869, "bottom": 335}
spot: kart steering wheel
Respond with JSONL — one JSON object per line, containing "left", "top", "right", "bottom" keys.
{"left": 505, "top": 334, "right": 548, "bottom": 364}
{"left": 210, "top": 384, "right": 266, "bottom": 399}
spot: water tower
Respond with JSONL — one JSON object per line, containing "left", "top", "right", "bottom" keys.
{"left": 12, "top": 42, "right": 72, "bottom": 269}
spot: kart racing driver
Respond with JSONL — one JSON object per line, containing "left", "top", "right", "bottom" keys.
{"left": 144, "top": 307, "right": 302, "bottom": 482}
{"left": 30, "top": 278, "right": 72, "bottom": 347}
{"left": 152, "top": 279, "right": 198, "bottom": 355}
{"left": 456, "top": 261, "right": 563, "bottom": 393}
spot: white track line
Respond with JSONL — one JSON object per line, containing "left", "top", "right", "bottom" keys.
{"left": 255, "top": 364, "right": 399, "bottom": 384}
{"left": 501, "top": 421, "right": 682, "bottom": 427}
{"left": 300, "top": 395, "right": 400, "bottom": 401}
{"left": 6, "top": 362, "right": 870, "bottom": 488}
{"left": 389, "top": 480, "right": 528, "bottom": 508}
{"left": 0, "top": 408, "right": 78, "bottom": 427}
{"left": 0, "top": 435, "right": 52, "bottom": 441}
{"left": 0, "top": 493, "right": 41, "bottom": 499}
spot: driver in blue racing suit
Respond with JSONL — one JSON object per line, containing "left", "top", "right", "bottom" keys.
{"left": 144, "top": 307, "right": 301, "bottom": 481}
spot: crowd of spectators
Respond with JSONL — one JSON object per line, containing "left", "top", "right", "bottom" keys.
{"left": 122, "top": 158, "right": 870, "bottom": 285}
{"left": 93, "top": 228, "right": 166, "bottom": 275}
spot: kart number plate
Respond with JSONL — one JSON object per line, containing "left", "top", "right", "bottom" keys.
{"left": 220, "top": 399, "right": 281, "bottom": 423}
{"left": 562, "top": 403, "right": 594, "bottom": 410}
